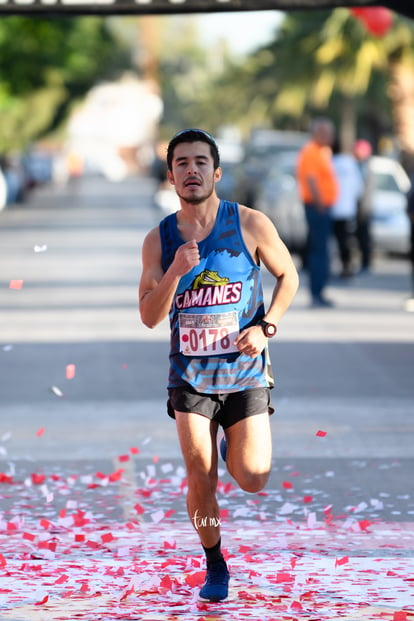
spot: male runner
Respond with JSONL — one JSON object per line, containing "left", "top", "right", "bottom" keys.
{"left": 139, "top": 129, "right": 299, "bottom": 601}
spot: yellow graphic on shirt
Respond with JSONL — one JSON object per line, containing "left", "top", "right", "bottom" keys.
{"left": 192, "top": 269, "right": 229, "bottom": 290}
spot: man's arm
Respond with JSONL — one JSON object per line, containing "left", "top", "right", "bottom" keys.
{"left": 138, "top": 227, "right": 200, "bottom": 328}
{"left": 234, "top": 206, "right": 299, "bottom": 357}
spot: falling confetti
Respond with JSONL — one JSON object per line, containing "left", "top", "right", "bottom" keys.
{"left": 9, "top": 279, "right": 23, "bottom": 290}
{"left": 50, "top": 386, "right": 64, "bottom": 398}
{"left": 65, "top": 364, "right": 76, "bottom": 380}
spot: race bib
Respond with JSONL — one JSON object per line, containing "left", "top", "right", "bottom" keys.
{"left": 179, "top": 311, "right": 239, "bottom": 356}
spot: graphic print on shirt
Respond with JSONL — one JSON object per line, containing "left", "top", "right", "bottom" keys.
{"left": 175, "top": 269, "right": 241, "bottom": 310}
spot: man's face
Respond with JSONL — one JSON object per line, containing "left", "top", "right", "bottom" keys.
{"left": 167, "top": 141, "right": 222, "bottom": 205}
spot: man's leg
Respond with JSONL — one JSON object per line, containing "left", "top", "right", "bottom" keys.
{"left": 175, "top": 411, "right": 220, "bottom": 547}
{"left": 175, "top": 411, "right": 229, "bottom": 601}
{"left": 305, "top": 205, "right": 330, "bottom": 299}
{"left": 225, "top": 412, "right": 272, "bottom": 493}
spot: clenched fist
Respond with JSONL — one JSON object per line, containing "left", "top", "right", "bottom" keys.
{"left": 173, "top": 239, "right": 200, "bottom": 277}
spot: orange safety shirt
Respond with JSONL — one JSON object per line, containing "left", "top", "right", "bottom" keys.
{"left": 297, "top": 141, "right": 338, "bottom": 206}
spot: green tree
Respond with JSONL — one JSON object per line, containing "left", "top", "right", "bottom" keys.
{"left": 0, "top": 17, "right": 131, "bottom": 153}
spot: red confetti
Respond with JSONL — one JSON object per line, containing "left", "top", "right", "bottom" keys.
{"left": 282, "top": 481, "right": 293, "bottom": 490}
{"left": 0, "top": 554, "right": 6, "bottom": 568}
{"left": 0, "top": 473, "right": 13, "bottom": 484}
{"left": 335, "top": 556, "right": 349, "bottom": 567}
{"left": 108, "top": 469, "right": 124, "bottom": 482}
{"left": 163, "top": 539, "right": 176, "bottom": 550}
{"left": 36, "top": 427, "right": 45, "bottom": 438}
{"left": 39, "top": 519, "right": 51, "bottom": 530}
{"left": 291, "top": 600, "right": 303, "bottom": 611}
{"left": 359, "top": 519, "right": 371, "bottom": 531}
{"left": 101, "top": 533, "right": 114, "bottom": 544}
{"left": 185, "top": 571, "right": 205, "bottom": 587}
{"left": 393, "top": 613, "right": 407, "bottom": 621}
{"left": 118, "top": 454, "right": 130, "bottom": 462}
{"left": 35, "top": 595, "right": 49, "bottom": 606}
{"left": 130, "top": 446, "right": 139, "bottom": 454}
{"left": 9, "top": 279, "right": 23, "bottom": 290}
{"left": 303, "top": 495, "right": 313, "bottom": 503}
{"left": 54, "top": 574, "right": 69, "bottom": 585}
{"left": 31, "top": 473, "right": 46, "bottom": 485}
{"left": 276, "top": 572, "right": 294, "bottom": 583}
{"left": 65, "top": 364, "right": 76, "bottom": 379}
{"left": 134, "top": 503, "right": 145, "bottom": 515}
{"left": 316, "top": 430, "right": 327, "bottom": 437}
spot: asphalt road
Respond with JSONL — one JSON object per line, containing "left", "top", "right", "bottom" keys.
{"left": 1, "top": 173, "right": 414, "bottom": 524}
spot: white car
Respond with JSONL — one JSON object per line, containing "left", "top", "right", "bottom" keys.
{"left": 0, "top": 167, "right": 7, "bottom": 211}
{"left": 369, "top": 156, "right": 411, "bottom": 254}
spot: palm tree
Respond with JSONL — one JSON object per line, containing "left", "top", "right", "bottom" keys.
{"left": 258, "top": 9, "right": 414, "bottom": 171}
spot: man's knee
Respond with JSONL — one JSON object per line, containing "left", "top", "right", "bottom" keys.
{"left": 187, "top": 467, "right": 218, "bottom": 496}
{"left": 235, "top": 469, "right": 270, "bottom": 494}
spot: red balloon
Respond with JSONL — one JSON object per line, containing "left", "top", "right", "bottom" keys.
{"left": 350, "top": 7, "right": 368, "bottom": 18}
{"left": 350, "top": 6, "right": 393, "bottom": 37}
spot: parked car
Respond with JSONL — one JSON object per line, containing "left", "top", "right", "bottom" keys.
{"left": 0, "top": 165, "right": 7, "bottom": 211}
{"left": 255, "top": 150, "right": 307, "bottom": 257}
{"left": 255, "top": 153, "right": 412, "bottom": 257}
{"left": 233, "top": 129, "right": 309, "bottom": 208}
{"left": 369, "top": 156, "right": 411, "bottom": 254}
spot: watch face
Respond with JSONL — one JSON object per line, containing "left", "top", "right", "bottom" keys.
{"left": 265, "top": 323, "right": 277, "bottom": 337}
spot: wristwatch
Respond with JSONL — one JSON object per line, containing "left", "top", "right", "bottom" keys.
{"left": 257, "top": 319, "right": 277, "bottom": 338}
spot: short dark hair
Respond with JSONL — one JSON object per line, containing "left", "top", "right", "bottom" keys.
{"left": 167, "top": 129, "right": 220, "bottom": 171}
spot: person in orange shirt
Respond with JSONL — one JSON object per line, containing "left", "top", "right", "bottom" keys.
{"left": 297, "top": 118, "right": 338, "bottom": 307}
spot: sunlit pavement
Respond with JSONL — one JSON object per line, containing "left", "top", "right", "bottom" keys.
{"left": 1, "top": 175, "right": 413, "bottom": 620}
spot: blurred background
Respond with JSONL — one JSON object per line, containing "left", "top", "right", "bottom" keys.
{"left": 0, "top": 7, "right": 413, "bottom": 266}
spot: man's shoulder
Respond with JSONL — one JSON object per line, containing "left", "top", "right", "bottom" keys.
{"left": 297, "top": 140, "right": 317, "bottom": 162}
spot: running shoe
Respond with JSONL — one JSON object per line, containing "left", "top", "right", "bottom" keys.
{"left": 219, "top": 435, "right": 227, "bottom": 462}
{"left": 199, "top": 561, "right": 230, "bottom": 602}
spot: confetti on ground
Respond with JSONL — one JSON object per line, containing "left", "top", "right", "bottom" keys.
{"left": 0, "top": 453, "right": 413, "bottom": 621}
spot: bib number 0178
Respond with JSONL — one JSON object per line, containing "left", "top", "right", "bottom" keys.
{"left": 179, "top": 311, "right": 239, "bottom": 356}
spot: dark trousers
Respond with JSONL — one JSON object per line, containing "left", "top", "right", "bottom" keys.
{"left": 356, "top": 213, "right": 371, "bottom": 269}
{"left": 304, "top": 204, "right": 332, "bottom": 300}
{"left": 333, "top": 218, "right": 354, "bottom": 273}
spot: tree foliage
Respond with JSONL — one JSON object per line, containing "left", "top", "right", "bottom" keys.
{"left": 0, "top": 17, "right": 131, "bottom": 153}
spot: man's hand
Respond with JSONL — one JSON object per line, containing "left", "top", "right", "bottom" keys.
{"left": 234, "top": 325, "right": 267, "bottom": 358}
{"left": 173, "top": 239, "right": 200, "bottom": 277}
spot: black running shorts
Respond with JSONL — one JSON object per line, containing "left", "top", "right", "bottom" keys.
{"left": 167, "top": 385, "right": 274, "bottom": 429}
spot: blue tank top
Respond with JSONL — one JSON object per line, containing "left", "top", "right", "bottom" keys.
{"left": 160, "top": 200, "right": 273, "bottom": 394}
